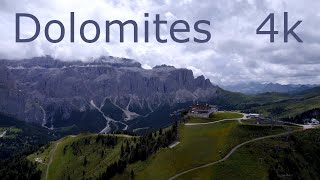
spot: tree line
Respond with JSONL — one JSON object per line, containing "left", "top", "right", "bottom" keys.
{"left": 68, "top": 135, "right": 119, "bottom": 156}
{"left": 282, "top": 108, "right": 320, "bottom": 124}
{"left": 99, "top": 122, "right": 178, "bottom": 179}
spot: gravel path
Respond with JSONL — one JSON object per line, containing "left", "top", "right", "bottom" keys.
{"left": 45, "top": 139, "right": 62, "bottom": 180}
{"left": 168, "top": 130, "right": 302, "bottom": 180}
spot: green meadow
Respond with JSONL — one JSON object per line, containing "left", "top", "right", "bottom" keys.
{"left": 28, "top": 134, "right": 132, "bottom": 180}
{"left": 188, "top": 111, "right": 244, "bottom": 123}
{"left": 177, "top": 128, "right": 320, "bottom": 180}
{"left": 115, "top": 122, "right": 290, "bottom": 179}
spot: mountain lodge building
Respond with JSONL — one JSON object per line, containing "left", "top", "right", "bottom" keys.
{"left": 190, "top": 102, "right": 217, "bottom": 115}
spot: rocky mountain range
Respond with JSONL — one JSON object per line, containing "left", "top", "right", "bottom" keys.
{"left": 0, "top": 56, "right": 218, "bottom": 134}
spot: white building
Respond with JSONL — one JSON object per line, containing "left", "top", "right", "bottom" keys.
{"left": 248, "top": 114, "right": 260, "bottom": 118}
{"left": 310, "top": 118, "right": 320, "bottom": 125}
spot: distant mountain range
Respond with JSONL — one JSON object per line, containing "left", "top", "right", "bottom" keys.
{"left": 222, "top": 82, "right": 318, "bottom": 95}
{"left": 0, "top": 56, "right": 218, "bottom": 134}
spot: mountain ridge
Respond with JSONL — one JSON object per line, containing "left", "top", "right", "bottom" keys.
{"left": 222, "top": 82, "right": 318, "bottom": 95}
{"left": 0, "top": 56, "right": 218, "bottom": 133}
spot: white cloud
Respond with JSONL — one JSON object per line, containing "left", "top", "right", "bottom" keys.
{"left": 0, "top": 0, "right": 319, "bottom": 85}
{"left": 142, "top": 64, "right": 152, "bottom": 70}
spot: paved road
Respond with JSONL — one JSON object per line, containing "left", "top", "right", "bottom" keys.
{"left": 275, "top": 120, "right": 317, "bottom": 130}
{"left": 168, "top": 130, "right": 302, "bottom": 180}
{"left": 185, "top": 118, "right": 245, "bottom": 126}
{"left": 186, "top": 113, "right": 248, "bottom": 126}
{"left": 185, "top": 115, "right": 317, "bottom": 129}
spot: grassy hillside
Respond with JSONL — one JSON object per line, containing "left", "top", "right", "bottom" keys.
{"left": 28, "top": 134, "right": 129, "bottom": 180}
{"left": 28, "top": 114, "right": 297, "bottom": 180}
{"left": 188, "top": 111, "right": 244, "bottom": 123}
{"left": 218, "top": 86, "right": 320, "bottom": 120}
{"left": 177, "top": 128, "right": 320, "bottom": 180}
{"left": 248, "top": 96, "right": 320, "bottom": 119}
{"left": 245, "top": 87, "right": 320, "bottom": 119}
{"left": 215, "top": 88, "right": 290, "bottom": 110}
{"left": 115, "top": 121, "right": 293, "bottom": 179}
{"left": 29, "top": 123, "right": 178, "bottom": 180}
{"left": 209, "top": 112, "right": 243, "bottom": 120}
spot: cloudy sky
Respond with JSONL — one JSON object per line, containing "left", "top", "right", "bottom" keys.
{"left": 0, "top": 0, "right": 320, "bottom": 85}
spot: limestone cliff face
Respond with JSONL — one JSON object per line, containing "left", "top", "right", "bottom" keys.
{"left": 0, "top": 56, "right": 218, "bottom": 129}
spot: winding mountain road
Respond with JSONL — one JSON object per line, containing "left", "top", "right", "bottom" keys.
{"left": 168, "top": 114, "right": 313, "bottom": 180}
{"left": 185, "top": 119, "right": 244, "bottom": 126}
{"left": 185, "top": 113, "right": 248, "bottom": 126}
{"left": 168, "top": 129, "right": 302, "bottom": 180}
